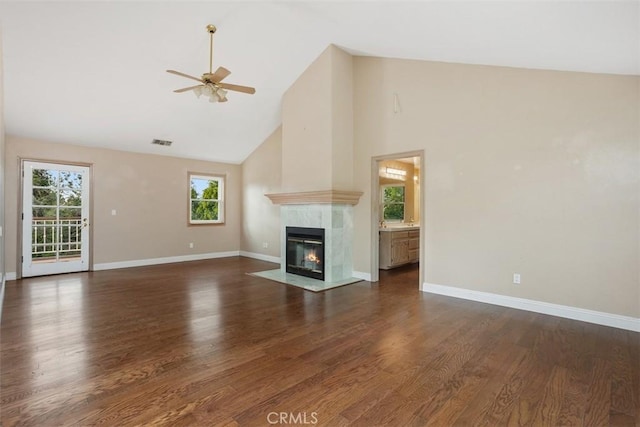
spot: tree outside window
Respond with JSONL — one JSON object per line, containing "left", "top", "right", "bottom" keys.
{"left": 382, "top": 185, "right": 405, "bottom": 221}
{"left": 189, "top": 174, "right": 225, "bottom": 224}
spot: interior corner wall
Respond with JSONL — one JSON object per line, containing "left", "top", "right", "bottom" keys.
{"left": 281, "top": 46, "right": 333, "bottom": 192}
{"left": 241, "top": 126, "right": 282, "bottom": 258}
{"left": 330, "top": 46, "right": 354, "bottom": 190}
{"left": 4, "top": 137, "right": 242, "bottom": 275}
{"left": 353, "top": 57, "right": 640, "bottom": 318}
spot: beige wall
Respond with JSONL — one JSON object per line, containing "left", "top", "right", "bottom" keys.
{"left": 281, "top": 46, "right": 333, "bottom": 192}
{"left": 330, "top": 46, "right": 354, "bottom": 190}
{"left": 241, "top": 126, "right": 282, "bottom": 257}
{"left": 281, "top": 45, "right": 355, "bottom": 192}
{"left": 5, "top": 136, "right": 242, "bottom": 274}
{"left": 353, "top": 57, "right": 639, "bottom": 317}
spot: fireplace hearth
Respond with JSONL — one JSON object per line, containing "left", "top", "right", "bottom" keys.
{"left": 286, "top": 226, "right": 325, "bottom": 281}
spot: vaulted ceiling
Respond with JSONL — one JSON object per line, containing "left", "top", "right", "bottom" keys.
{"left": 1, "top": 1, "right": 638, "bottom": 164}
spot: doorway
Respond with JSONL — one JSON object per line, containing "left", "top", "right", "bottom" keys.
{"left": 370, "top": 151, "right": 424, "bottom": 287}
{"left": 22, "top": 160, "right": 91, "bottom": 277}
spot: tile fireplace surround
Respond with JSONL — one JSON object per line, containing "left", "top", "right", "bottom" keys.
{"left": 265, "top": 190, "right": 363, "bottom": 288}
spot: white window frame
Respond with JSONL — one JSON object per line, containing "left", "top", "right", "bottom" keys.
{"left": 189, "top": 173, "right": 225, "bottom": 225}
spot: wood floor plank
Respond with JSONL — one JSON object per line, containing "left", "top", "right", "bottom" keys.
{"left": 531, "top": 365, "right": 569, "bottom": 426}
{"left": 349, "top": 389, "right": 425, "bottom": 426}
{"left": 415, "top": 336, "right": 513, "bottom": 422}
{"left": 1, "top": 257, "right": 638, "bottom": 426}
{"left": 466, "top": 349, "right": 550, "bottom": 426}
{"left": 583, "top": 357, "right": 612, "bottom": 426}
{"left": 609, "top": 327, "right": 638, "bottom": 418}
{"left": 425, "top": 341, "right": 526, "bottom": 427}
{"left": 338, "top": 375, "right": 403, "bottom": 423}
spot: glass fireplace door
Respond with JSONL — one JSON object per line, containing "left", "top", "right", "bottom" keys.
{"left": 285, "top": 227, "right": 325, "bottom": 281}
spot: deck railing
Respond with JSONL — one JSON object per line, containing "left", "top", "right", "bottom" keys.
{"left": 32, "top": 218, "right": 82, "bottom": 260}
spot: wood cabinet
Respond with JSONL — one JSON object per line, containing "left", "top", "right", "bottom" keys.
{"left": 379, "top": 229, "right": 420, "bottom": 269}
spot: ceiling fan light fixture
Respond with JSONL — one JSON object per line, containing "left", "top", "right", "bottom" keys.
{"left": 190, "top": 83, "right": 226, "bottom": 103}
{"left": 216, "top": 87, "right": 228, "bottom": 100}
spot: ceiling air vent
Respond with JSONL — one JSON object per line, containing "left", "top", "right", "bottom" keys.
{"left": 151, "top": 139, "right": 172, "bottom": 147}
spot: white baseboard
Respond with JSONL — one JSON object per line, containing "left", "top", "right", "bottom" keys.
{"left": 239, "top": 251, "right": 281, "bottom": 264}
{"left": 5, "top": 272, "right": 16, "bottom": 281}
{"left": 352, "top": 271, "right": 372, "bottom": 282}
{"left": 93, "top": 251, "right": 241, "bottom": 271}
{"left": 422, "top": 282, "right": 640, "bottom": 332}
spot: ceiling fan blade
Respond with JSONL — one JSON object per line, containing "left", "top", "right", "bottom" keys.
{"left": 166, "top": 70, "right": 203, "bottom": 83}
{"left": 218, "top": 82, "right": 256, "bottom": 94}
{"left": 174, "top": 85, "right": 203, "bottom": 93}
{"left": 219, "top": 96, "right": 228, "bottom": 103}
{"left": 210, "top": 66, "right": 231, "bottom": 83}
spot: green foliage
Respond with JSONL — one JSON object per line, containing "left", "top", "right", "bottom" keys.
{"left": 191, "top": 201, "right": 219, "bottom": 221}
{"left": 191, "top": 179, "right": 220, "bottom": 221}
{"left": 202, "top": 181, "right": 218, "bottom": 200}
{"left": 382, "top": 186, "right": 405, "bottom": 221}
{"left": 33, "top": 169, "right": 57, "bottom": 211}
{"left": 33, "top": 169, "right": 54, "bottom": 187}
{"left": 32, "top": 168, "right": 82, "bottom": 217}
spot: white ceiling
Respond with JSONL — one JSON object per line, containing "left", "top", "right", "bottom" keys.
{"left": 1, "top": 1, "right": 638, "bottom": 164}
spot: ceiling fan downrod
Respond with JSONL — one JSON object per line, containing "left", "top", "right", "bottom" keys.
{"left": 207, "top": 24, "right": 216, "bottom": 75}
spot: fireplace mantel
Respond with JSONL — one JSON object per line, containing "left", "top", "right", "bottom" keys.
{"left": 265, "top": 190, "right": 363, "bottom": 206}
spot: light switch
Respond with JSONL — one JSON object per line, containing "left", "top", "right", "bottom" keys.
{"left": 111, "top": 209, "right": 117, "bottom": 216}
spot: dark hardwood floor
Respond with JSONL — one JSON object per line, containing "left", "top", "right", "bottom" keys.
{"left": 1, "top": 257, "right": 638, "bottom": 426}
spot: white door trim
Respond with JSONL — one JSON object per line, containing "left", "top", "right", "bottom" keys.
{"left": 371, "top": 150, "right": 425, "bottom": 285}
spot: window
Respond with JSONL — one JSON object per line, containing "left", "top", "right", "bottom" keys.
{"left": 189, "top": 173, "right": 225, "bottom": 224}
{"left": 382, "top": 185, "right": 405, "bottom": 222}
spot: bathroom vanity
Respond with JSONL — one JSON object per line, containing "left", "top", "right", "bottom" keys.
{"left": 379, "top": 226, "right": 420, "bottom": 269}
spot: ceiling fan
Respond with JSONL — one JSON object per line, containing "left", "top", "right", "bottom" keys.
{"left": 167, "top": 24, "right": 255, "bottom": 103}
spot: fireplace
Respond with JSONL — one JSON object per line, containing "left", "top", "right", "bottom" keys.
{"left": 265, "top": 191, "right": 363, "bottom": 287}
{"left": 286, "top": 226, "right": 325, "bottom": 281}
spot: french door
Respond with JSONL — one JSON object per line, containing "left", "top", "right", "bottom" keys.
{"left": 22, "top": 161, "right": 91, "bottom": 277}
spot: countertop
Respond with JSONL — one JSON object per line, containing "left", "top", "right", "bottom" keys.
{"left": 379, "top": 224, "right": 420, "bottom": 232}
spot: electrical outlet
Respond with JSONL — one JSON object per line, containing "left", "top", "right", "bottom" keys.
{"left": 189, "top": 242, "right": 194, "bottom": 249}
{"left": 262, "top": 242, "right": 269, "bottom": 248}
{"left": 513, "top": 273, "right": 521, "bottom": 284}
